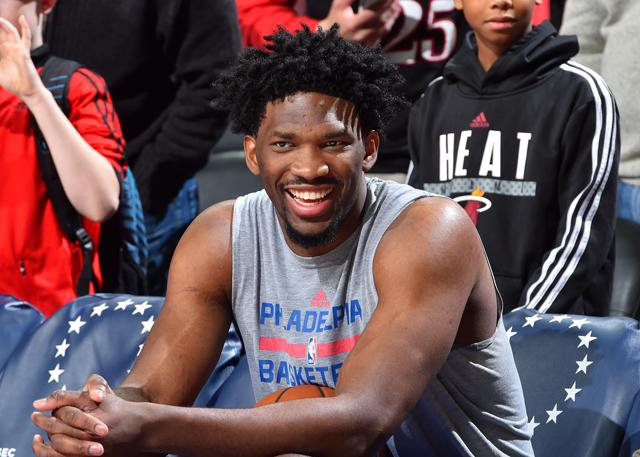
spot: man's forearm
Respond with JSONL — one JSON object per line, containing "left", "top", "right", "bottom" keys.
{"left": 135, "top": 397, "right": 375, "bottom": 457}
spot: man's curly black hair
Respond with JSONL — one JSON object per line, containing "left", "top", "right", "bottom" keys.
{"left": 212, "top": 25, "right": 408, "bottom": 136}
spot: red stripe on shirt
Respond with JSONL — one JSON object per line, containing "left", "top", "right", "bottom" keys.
{"left": 259, "top": 335, "right": 361, "bottom": 358}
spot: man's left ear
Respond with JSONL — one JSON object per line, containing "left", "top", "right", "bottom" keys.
{"left": 362, "top": 130, "right": 379, "bottom": 172}
{"left": 38, "top": 0, "right": 57, "bottom": 16}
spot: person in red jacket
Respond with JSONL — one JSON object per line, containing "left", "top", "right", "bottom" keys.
{"left": 237, "top": 0, "right": 401, "bottom": 48}
{"left": 0, "top": 0, "right": 125, "bottom": 317}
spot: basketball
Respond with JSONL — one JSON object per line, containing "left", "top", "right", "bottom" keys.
{"left": 255, "top": 384, "right": 335, "bottom": 407}
{"left": 255, "top": 385, "right": 392, "bottom": 457}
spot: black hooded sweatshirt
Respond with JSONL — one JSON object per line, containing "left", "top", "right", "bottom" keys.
{"left": 408, "top": 22, "right": 619, "bottom": 316}
{"left": 45, "top": 0, "right": 241, "bottom": 215}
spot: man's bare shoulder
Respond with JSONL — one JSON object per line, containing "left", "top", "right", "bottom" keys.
{"left": 167, "top": 200, "right": 236, "bottom": 296}
{"left": 374, "top": 195, "right": 485, "bottom": 292}
{"left": 181, "top": 199, "right": 235, "bottom": 248}
{"left": 383, "top": 196, "right": 481, "bottom": 254}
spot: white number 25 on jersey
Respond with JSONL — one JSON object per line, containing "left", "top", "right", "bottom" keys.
{"left": 383, "top": 0, "right": 458, "bottom": 65}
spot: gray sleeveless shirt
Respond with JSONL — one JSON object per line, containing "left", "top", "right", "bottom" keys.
{"left": 231, "top": 178, "right": 534, "bottom": 456}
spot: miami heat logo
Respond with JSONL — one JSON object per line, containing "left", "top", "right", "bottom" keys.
{"left": 453, "top": 186, "right": 492, "bottom": 226}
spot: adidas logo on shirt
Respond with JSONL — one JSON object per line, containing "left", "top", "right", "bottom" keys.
{"left": 470, "top": 112, "right": 490, "bottom": 128}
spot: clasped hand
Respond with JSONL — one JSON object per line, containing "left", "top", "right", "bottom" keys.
{"left": 31, "top": 374, "right": 132, "bottom": 457}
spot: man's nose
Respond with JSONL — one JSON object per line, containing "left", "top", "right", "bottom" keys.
{"left": 491, "top": 0, "right": 513, "bottom": 9}
{"left": 290, "top": 146, "right": 330, "bottom": 180}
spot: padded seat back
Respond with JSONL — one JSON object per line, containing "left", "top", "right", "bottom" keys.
{"left": 504, "top": 309, "right": 640, "bottom": 457}
{"left": 0, "top": 294, "right": 243, "bottom": 456}
{"left": 0, "top": 295, "right": 44, "bottom": 373}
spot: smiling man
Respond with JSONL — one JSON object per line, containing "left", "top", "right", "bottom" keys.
{"left": 32, "top": 26, "right": 533, "bottom": 457}
{"left": 246, "top": 91, "right": 373, "bottom": 256}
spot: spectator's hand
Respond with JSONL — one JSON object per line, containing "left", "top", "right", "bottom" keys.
{"left": 0, "top": 16, "right": 42, "bottom": 99}
{"left": 31, "top": 374, "right": 112, "bottom": 456}
{"left": 318, "top": 0, "right": 402, "bottom": 47}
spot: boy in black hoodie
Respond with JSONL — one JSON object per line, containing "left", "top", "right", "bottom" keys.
{"left": 407, "top": 0, "right": 619, "bottom": 316}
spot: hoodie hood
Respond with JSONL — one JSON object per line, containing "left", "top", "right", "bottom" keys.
{"left": 443, "top": 21, "right": 579, "bottom": 95}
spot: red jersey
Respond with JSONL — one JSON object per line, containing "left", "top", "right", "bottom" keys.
{"left": 0, "top": 48, "right": 125, "bottom": 317}
{"left": 236, "top": 0, "right": 319, "bottom": 47}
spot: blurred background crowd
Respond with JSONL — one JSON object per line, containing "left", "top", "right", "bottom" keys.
{"left": 0, "top": 0, "right": 638, "bottom": 319}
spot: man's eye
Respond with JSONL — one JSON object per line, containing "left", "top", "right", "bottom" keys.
{"left": 272, "top": 141, "right": 291, "bottom": 149}
{"left": 324, "top": 140, "right": 343, "bottom": 148}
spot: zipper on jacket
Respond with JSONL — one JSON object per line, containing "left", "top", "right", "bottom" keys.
{"left": 19, "top": 260, "right": 26, "bottom": 275}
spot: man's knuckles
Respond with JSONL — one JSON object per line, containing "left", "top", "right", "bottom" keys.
{"left": 50, "top": 434, "right": 102, "bottom": 456}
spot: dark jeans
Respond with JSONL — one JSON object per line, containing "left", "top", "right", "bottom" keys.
{"left": 618, "top": 180, "right": 640, "bottom": 225}
{"left": 144, "top": 178, "right": 198, "bottom": 296}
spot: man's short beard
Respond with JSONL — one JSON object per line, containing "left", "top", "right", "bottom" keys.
{"left": 284, "top": 209, "right": 345, "bottom": 249}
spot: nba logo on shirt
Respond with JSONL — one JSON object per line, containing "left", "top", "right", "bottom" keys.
{"left": 307, "top": 336, "right": 318, "bottom": 365}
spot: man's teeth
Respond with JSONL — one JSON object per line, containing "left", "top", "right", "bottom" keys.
{"left": 289, "top": 190, "right": 331, "bottom": 201}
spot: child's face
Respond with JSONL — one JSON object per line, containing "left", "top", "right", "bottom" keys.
{"left": 454, "top": 0, "right": 540, "bottom": 51}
